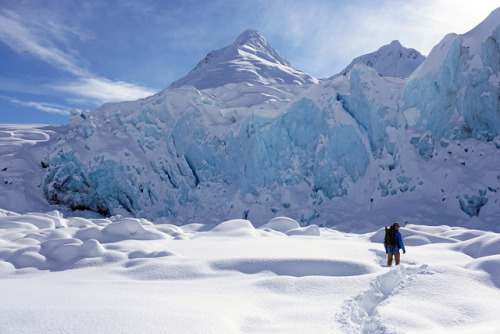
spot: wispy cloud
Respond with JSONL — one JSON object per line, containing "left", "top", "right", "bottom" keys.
{"left": 0, "top": 7, "right": 156, "bottom": 111}
{"left": 53, "top": 77, "right": 157, "bottom": 104}
{"left": 257, "top": 0, "right": 500, "bottom": 77}
{"left": 0, "top": 95, "right": 70, "bottom": 115}
{"left": 0, "top": 9, "right": 87, "bottom": 76}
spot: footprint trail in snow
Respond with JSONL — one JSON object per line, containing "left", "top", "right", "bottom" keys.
{"left": 336, "top": 263, "right": 430, "bottom": 333}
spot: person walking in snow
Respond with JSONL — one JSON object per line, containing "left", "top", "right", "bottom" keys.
{"left": 384, "top": 222, "right": 406, "bottom": 266}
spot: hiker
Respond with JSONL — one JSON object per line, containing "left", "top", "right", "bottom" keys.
{"left": 384, "top": 222, "right": 406, "bottom": 266}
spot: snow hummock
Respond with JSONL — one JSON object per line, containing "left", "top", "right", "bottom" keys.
{"left": 1, "top": 209, "right": 500, "bottom": 333}
{"left": 169, "top": 29, "right": 318, "bottom": 90}
{"left": 339, "top": 40, "right": 425, "bottom": 78}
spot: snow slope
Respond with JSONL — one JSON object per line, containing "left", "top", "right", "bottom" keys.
{"left": 1, "top": 211, "right": 499, "bottom": 333}
{"left": 169, "top": 29, "right": 318, "bottom": 89}
{"left": 339, "top": 40, "right": 425, "bottom": 78}
{"left": 0, "top": 124, "right": 64, "bottom": 212}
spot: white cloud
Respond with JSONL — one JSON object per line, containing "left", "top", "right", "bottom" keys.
{"left": 0, "top": 7, "right": 157, "bottom": 112}
{"left": 0, "top": 9, "right": 87, "bottom": 76}
{"left": 257, "top": 0, "right": 500, "bottom": 77}
{"left": 53, "top": 77, "right": 158, "bottom": 105}
{"left": 1, "top": 95, "right": 70, "bottom": 115}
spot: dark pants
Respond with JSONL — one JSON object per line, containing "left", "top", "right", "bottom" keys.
{"left": 387, "top": 251, "right": 400, "bottom": 266}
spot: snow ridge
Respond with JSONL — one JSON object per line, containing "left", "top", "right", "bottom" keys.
{"left": 339, "top": 40, "right": 425, "bottom": 78}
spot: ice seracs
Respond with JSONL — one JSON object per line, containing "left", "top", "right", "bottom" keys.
{"left": 169, "top": 29, "right": 318, "bottom": 90}
{"left": 401, "top": 7, "right": 500, "bottom": 140}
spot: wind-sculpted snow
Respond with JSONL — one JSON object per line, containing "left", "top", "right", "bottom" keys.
{"left": 1, "top": 210, "right": 500, "bottom": 332}
{"left": 401, "top": 7, "right": 500, "bottom": 141}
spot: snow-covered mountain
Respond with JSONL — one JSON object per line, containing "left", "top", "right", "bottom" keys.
{"left": 169, "top": 29, "right": 318, "bottom": 90}
{"left": 1, "top": 8, "right": 500, "bottom": 231}
{"left": 339, "top": 40, "right": 425, "bottom": 78}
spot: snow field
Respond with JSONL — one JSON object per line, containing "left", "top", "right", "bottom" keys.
{"left": 1, "top": 210, "right": 499, "bottom": 333}
{"left": 1, "top": 10, "right": 500, "bottom": 332}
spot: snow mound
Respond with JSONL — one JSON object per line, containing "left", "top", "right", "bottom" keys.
{"left": 128, "top": 250, "right": 178, "bottom": 259}
{"left": 370, "top": 225, "right": 457, "bottom": 246}
{"left": 286, "top": 224, "right": 321, "bottom": 236}
{"left": 206, "top": 219, "right": 259, "bottom": 238}
{"left": 260, "top": 217, "right": 300, "bottom": 233}
{"left": 210, "top": 258, "right": 376, "bottom": 277}
{"left": 1, "top": 210, "right": 500, "bottom": 333}
{"left": 101, "top": 219, "right": 166, "bottom": 241}
{"left": 40, "top": 238, "right": 105, "bottom": 264}
{"left": 466, "top": 255, "right": 500, "bottom": 288}
{"left": 454, "top": 233, "right": 500, "bottom": 258}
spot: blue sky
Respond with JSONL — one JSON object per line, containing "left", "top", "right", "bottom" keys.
{"left": 0, "top": 0, "right": 498, "bottom": 125}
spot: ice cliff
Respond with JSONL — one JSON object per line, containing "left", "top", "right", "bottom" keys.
{"left": 401, "top": 7, "right": 500, "bottom": 141}
{"left": 39, "top": 9, "right": 500, "bottom": 224}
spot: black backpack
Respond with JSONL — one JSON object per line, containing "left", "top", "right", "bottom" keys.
{"left": 384, "top": 226, "right": 396, "bottom": 247}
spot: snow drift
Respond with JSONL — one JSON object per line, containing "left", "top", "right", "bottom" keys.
{"left": 1, "top": 209, "right": 500, "bottom": 333}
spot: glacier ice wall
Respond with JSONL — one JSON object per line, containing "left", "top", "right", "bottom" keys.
{"left": 44, "top": 66, "right": 417, "bottom": 222}
{"left": 40, "top": 11, "right": 500, "bottom": 224}
{"left": 401, "top": 9, "right": 500, "bottom": 141}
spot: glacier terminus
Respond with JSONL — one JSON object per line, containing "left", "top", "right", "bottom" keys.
{"left": 2, "top": 9, "right": 500, "bottom": 231}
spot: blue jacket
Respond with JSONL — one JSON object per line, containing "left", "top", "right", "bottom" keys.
{"left": 385, "top": 226, "right": 405, "bottom": 254}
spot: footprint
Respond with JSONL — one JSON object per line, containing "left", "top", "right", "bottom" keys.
{"left": 370, "top": 248, "right": 418, "bottom": 267}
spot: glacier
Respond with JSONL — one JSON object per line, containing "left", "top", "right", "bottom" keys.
{"left": 401, "top": 7, "right": 500, "bottom": 141}
{"left": 42, "top": 59, "right": 417, "bottom": 223}
{"left": 3, "top": 8, "right": 500, "bottom": 228}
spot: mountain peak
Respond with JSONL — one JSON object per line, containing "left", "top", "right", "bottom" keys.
{"left": 230, "top": 29, "right": 292, "bottom": 67}
{"left": 339, "top": 40, "right": 425, "bottom": 78}
{"left": 234, "top": 29, "right": 264, "bottom": 45}
{"left": 169, "top": 29, "right": 317, "bottom": 90}
{"left": 389, "top": 40, "right": 402, "bottom": 47}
